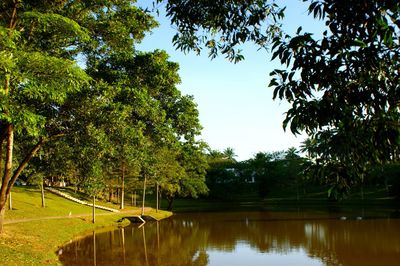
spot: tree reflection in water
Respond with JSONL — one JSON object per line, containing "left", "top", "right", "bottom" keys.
{"left": 59, "top": 212, "right": 400, "bottom": 266}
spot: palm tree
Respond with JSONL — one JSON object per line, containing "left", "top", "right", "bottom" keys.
{"left": 300, "top": 138, "right": 315, "bottom": 159}
{"left": 223, "top": 147, "right": 237, "bottom": 161}
{"left": 285, "top": 147, "right": 299, "bottom": 160}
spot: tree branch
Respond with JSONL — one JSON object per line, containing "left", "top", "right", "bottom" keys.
{"left": 0, "top": 124, "right": 13, "bottom": 208}
{"left": 6, "top": 133, "right": 65, "bottom": 196}
{"left": 6, "top": 138, "right": 45, "bottom": 196}
{"left": 9, "top": 0, "right": 18, "bottom": 29}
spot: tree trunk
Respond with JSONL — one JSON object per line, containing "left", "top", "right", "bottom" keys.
{"left": 1, "top": 125, "right": 14, "bottom": 200}
{"left": 8, "top": 192, "right": 12, "bottom": 210}
{"left": 0, "top": 206, "right": 5, "bottom": 234}
{"left": 0, "top": 136, "right": 47, "bottom": 231}
{"left": 108, "top": 188, "right": 113, "bottom": 202}
{"left": 92, "top": 195, "right": 96, "bottom": 223}
{"left": 159, "top": 191, "right": 162, "bottom": 210}
{"left": 41, "top": 180, "right": 46, "bottom": 208}
{"left": 120, "top": 162, "right": 125, "bottom": 210}
{"left": 0, "top": 125, "right": 14, "bottom": 234}
{"left": 156, "top": 182, "right": 159, "bottom": 213}
{"left": 141, "top": 176, "right": 147, "bottom": 216}
{"left": 167, "top": 196, "right": 174, "bottom": 211}
{"left": 8, "top": 138, "right": 45, "bottom": 193}
{"left": 0, "top": 128, "right": 5, "bottom": 186}
{"left": 133, "top": 191, "right": 137, "bottom": 207}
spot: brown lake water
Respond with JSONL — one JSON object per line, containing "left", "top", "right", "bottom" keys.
{"left": 58, "top": 211, "right": 400, "bottom": 266}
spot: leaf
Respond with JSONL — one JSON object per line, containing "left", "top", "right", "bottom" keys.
{"left": 353, "top": 39, "right": 367, "bottom": 48}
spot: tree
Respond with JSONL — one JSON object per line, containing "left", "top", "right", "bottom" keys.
{"left": 87, "top": 48, "right": 204, "bottom": 210}
{"left": 0, "top": 0, "right": 162, "bottom": 232}
{"left": 82, "top": 160, "right": 106, "bottom": 224}
{"left": 0, "top": 0, "right": 91, "bottom": 232}
{"left": 205, "top": 148, "right": 240, "bottom": 199}
{"left": 175, "top": 141, "right": 209, "bottom": 206}
{"left": 156, "top": 141, "right": 208, "bottom": 211}
{"left": 151, "top": 146, "right": 185, "bottom": 210}
{"left": 155, "top": 0, "right": 285, "bottom": 62}
{"left": 249, "top": 152, "right": 275, "bottom": 197}
{"left": 284, "top": 147, "right": 306, "bottom": 200}
{"left": 285, "top": 147, "right": 299, "bottom": 161}
{"left": 269, "top": 1, "right": 400, "bottom": 198}
{"left": 223, "top": 147, "right": 237, "bottom": 162}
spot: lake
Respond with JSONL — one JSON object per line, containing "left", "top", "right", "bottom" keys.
{"left": 58, "top": 211, "right": 400, "bottom": 265}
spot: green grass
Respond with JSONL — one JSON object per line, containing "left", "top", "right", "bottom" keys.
{"left": 53, "top": 186, "right": 142, "bottom": 211}
{"left": 1, "top": 186, "right": 172, "bottom": 265}
{"left": 6, "top": 186, "right": 109, "bottom": 220}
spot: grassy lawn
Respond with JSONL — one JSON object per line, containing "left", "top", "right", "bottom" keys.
{"left": 5, "top": 186, "right": 110, "bottom": 220}
{"left": 1, "top": 186, "right": 172, "bottom": 265}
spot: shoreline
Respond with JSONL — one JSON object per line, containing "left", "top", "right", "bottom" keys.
{"left": 1, "top": 209, "right": 172, "bottom": 265}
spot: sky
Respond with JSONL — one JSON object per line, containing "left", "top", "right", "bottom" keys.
{"left": 137, "top": 1, "right": 325, "bottom": 161}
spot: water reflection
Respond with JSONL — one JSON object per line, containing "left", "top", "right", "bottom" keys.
{"left": 59, "top": 212, "right": 400, "bottom": 266}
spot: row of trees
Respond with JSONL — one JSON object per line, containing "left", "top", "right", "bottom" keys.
{"left": 0, "top": 0, "right": 230, "bottom": 232}
{"left": 206, "top": 146, "right": 400, "bottom": 200}
{"left": 205, "top": 148, "right": 305, "bottom": 199}
{"left": 23, "top": 49, "right": 209, "bottom": 210}
{"left": 1, "top": 0, "right": 398, "bottom": 231}
{"left": 0, "top": 0, "right": 284, "bottom": 232}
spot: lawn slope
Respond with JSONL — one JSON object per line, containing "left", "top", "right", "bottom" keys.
{"left": 1, "top": 186, "right": 171, "bottom": 265}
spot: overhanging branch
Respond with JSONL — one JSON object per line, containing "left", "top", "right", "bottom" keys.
{"left": 6, "top": 133, "right": 65, "bottom": 195}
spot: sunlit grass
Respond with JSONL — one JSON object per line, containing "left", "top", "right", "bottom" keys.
{"left": 6, "top": 186, "right": 110, "bottom": 220}
{"left": 1, "top": 186, "right": 172, "bottom": 265}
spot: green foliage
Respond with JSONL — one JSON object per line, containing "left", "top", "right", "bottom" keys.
{"left": 371, "top": 163, "right": 400, "bottom": 200}
{"left": 81, "top": 48, "right": 207, "bottom": 205}
{"left": 248, "top": 152, "right": 285, "bottom": 197}
{"left": 269, "top": 0, "right": 400, "bottom": 197}
{"left": 205, "top": 148, "right": 307, "bottom": 200}
{"left": 81, "top": 1, "right": 158, "bottom": 57}
{"left": 0, "top": 0, "right": 161, "bottom": 201}
{"left": 1, "top": 0, "right": 293, "bottom": 218}
{"left": 205, "top": 148, "right": 239, "bottom": 199}
{"left": 0, "top": 1, "right": 97, "bottom": 223}
{"left": 178, "top": 141, "right": 209, "bottom": 198}
{"left": 155, "top": 0, "right": 285, "bottom": 62}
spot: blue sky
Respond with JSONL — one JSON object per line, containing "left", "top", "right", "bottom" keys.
{"left": 137, "top": 1, "right": 325, "bottom": 161}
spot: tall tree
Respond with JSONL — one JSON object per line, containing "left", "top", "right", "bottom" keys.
{"left": 0, "top": 0, "right": 288, "bottom": 232}
{"left": 175, "top": 141, "right": 209, "bottom": 207}
{"left": 0, "top": 0, "right": 91, "bottom": 232}
{"left": 87, "top": 49, "right": 201, "bottom": 209}
{"left": 0, "top": 0, "right": 158, "bottom": 232}
{"left": 284, "top": 147, "right": 306, "bottom": 200}
{"left": 270, "top": 0, "right": 400, "bottom": 197}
